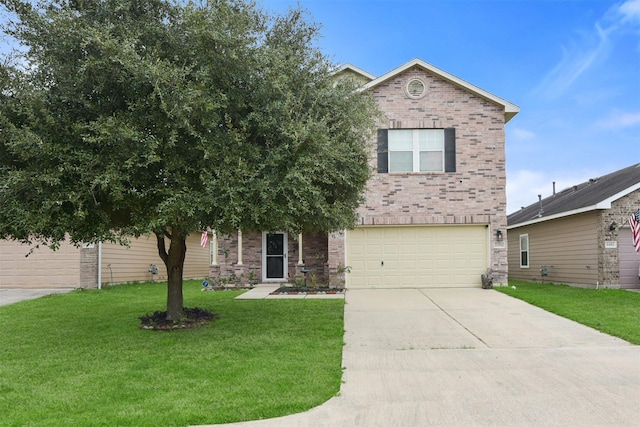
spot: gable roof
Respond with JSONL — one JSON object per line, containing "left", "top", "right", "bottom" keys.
{"left": 333, "top": 63, "right": 377, "bottom": 82}
{"left": 361, "top": 58, "right": 520, "bottom": 123}
{"left": 508, "top": 163, "right": 640, "bottom": 228}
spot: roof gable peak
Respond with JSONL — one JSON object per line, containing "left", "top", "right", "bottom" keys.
{"left": 332, "top": 63, "right": 376, "bottom": 83}
{"left": 362, "top": 58, "right": 519, "bottom": 123}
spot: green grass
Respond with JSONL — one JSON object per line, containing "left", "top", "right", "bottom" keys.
{"left": 0, "top": 281, "right": 345, "bottom": 427}
{"left": 496, "top": 280, "right": 640, "bottom": 344}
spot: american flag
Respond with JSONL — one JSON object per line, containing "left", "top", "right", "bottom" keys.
{"left": 200, "top": 231, "right": 208, "bottom": 248}
{"left": 630, "top": 209, "right": 640, "bottom": 253}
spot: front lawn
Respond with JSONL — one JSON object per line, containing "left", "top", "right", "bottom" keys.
{"left": 0, "top": 281, "right": 345, "bottom": 427}
{"left": 497, "top": 280, "right": 640, "bottom": 344}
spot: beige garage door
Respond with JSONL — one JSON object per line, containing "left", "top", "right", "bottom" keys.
{"left": 346, "top": 225, "right": 488, "bottom": 288}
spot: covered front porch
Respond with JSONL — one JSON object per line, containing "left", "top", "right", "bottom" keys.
{"left": 206, "top": 231, "right": 347, "bottom": 287}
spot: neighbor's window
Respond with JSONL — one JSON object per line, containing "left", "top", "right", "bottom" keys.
{"left": 388, "top": 129, "right": 444, "bottom": 173}
{"left": 519, "top": 234, "right": 529, "bottom": 268}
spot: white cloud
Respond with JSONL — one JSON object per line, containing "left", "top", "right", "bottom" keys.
{"left": 510, "top": 128, "right": 535, "bottom": 142}
{"left": 619, "top": 0, "right": 640, "bottom": 24}
{"left": 595, "top": 111, "right": 640, "bottom": 129}
{"left": 534, "top": 0, "right": 640, "bottom": 99}
{"left": 534, "top": 24, "right": 611, "bottom": 99}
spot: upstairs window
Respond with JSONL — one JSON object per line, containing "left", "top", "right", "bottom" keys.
{"left": 388, "top": 129, "right": 444, "bottom": 172}
{"left": 377, "top": 128, "right": 455, "bottom": 173}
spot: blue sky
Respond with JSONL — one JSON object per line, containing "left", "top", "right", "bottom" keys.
{"left": 2, "top": 1, "right": 638, "bottom": 214}
{"left": 264, "top": 0, "right": 640, "bottom": 214}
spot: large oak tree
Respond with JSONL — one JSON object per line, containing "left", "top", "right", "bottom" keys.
{"left": 0, "top": 0, "right": 378, "bottom": 320}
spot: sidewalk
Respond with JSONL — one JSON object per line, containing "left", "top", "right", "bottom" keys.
{"left": 198, "top": 287, "right": 640, "bottom": 427}
{"left": 0, "top": 288, "right": 75, "bottom": 306}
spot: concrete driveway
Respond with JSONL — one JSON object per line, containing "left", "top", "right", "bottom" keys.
{"left": 0, "top": 288, "right": 75, "bottom": 306}
{"left": 199, "top": 288, "right": 640, "bottom": 427}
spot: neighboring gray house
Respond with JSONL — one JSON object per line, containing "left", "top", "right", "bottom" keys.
{"left": 507, "top": 163, "right": 640, "bottom": 289}
{"left": 209, "top": 58, "right": 520, "bottom": 288}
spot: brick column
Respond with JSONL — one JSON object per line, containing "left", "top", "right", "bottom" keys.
{"left": 327, "top": 231, "right": 346, "bottom": 288}
{"left": 80, "top": 244, "right": 98, "bottom": 289}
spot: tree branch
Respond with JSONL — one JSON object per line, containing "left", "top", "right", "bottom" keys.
{"left": 154, "top": 231, "right": 169, "bottom": 265}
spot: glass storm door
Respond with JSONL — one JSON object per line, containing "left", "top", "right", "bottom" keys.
{"left": 263, "top": 232, "right": 288, "bottom": 281}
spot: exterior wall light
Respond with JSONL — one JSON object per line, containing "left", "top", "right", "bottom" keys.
{"left": 496, "top": 230, "right": 503, "bottom": 242}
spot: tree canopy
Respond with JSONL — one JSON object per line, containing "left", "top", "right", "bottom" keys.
{"left": 0, "top": 0, "right": 378, "bottom": 319}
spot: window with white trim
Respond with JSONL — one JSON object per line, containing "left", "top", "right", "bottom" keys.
{"left": 519, "top": 234, "right": 529, "bottom": 268}
{"left": 388, "top": 129, "right": 444, "bottom": 173}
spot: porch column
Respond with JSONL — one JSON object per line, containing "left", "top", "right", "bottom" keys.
{"left": 210, "top": 231, "right": 218, "bottom": 265}
{"left": 237, "top": 230, "right": 243, "bottom": 265}
{"left": 298, "top": 233, "right": 304, "bottom": 265}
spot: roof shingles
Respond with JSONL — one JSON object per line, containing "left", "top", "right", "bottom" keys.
{"left": 508, "top": 163, "right": 640, "bottom": 226}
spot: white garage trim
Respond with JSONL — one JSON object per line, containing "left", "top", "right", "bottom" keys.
{"left": 346, "top": 225, "right": 489, "bottom": 288}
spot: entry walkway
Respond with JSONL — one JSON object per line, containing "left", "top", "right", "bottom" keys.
{"left": 198, "top": 288, "right": 640, "bottom": 427}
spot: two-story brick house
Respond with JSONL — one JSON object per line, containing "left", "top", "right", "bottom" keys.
{"left": 209, "top": 58, "right": 519, "bottom": 288}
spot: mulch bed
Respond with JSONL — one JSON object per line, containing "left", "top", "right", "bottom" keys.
{"left": 138, "top": 307, "right": 219, "bottom": 331}
{"left": 270, "top": 286, "right": 345, "bottom": 295}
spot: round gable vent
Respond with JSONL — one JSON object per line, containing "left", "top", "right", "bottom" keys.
{"left": 406, "top": 78, "right": 426, "bottom": 98}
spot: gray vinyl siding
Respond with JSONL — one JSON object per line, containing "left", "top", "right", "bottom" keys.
{"left": 100, "top": 233, "right": 210, "bottom": 286}
{"left": 508, "top": 212, "right": 599, "bottom": 285}
{"left": 101, "top": 237, "right": 158, "bottom": 284}
{"left": 182, "top": 233, "right": 212, "bottom": 280}
{"left": 0, "top": 239, "right": 81, "bottom": 288}
{"left": 0, "top": 234, "right": 211, "bottom": 289}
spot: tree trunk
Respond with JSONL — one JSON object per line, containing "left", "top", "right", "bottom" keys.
{"left": 160, "top": 229, "right": 187, "bottom": 321}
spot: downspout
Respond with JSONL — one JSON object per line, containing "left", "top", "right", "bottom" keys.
{"left": 97, "top": 241, "right": 102, "bottom": 290}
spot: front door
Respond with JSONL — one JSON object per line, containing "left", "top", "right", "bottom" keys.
{"left": 263, "top": 232, "right": 288, "bottom": 281}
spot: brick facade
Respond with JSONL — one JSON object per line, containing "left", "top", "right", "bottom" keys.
{"left": 327, "top": 231, "right": 347, "bottom": 286}
{"left": 209, "top": 231, "right": 262, "bottom": 284}
{"left": 80, "top": 245, "right": 98, "bottom": 288}
{"left": 209, "top": 231, "right": 329, "bottom": 285}
{"left": 210, "top": 60, "right": 514, "bottom": 287}
{"left": 598, "top": 190, "right": 640, "bottom": 287}
{"left": 327, "top": 64, "right": 510, "bottom": 284}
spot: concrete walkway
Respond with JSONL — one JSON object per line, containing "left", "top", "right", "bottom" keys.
{"left": 198, "top": 287, "right": 640, "bottom": 427}
{"left": 0, "top": 287, "right": 75, "bottom": 306}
